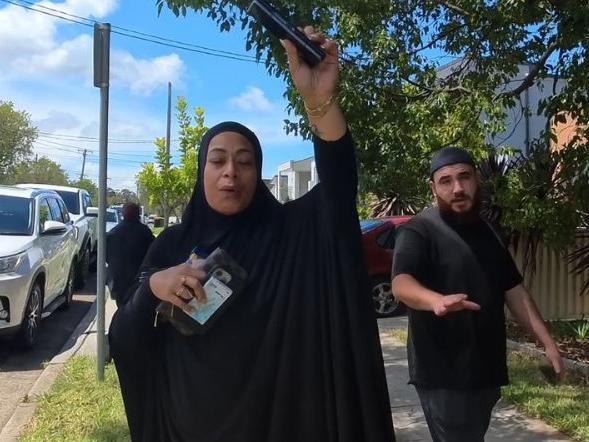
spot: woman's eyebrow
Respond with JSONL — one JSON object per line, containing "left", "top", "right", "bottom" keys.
{"left": 236, "top": 148, "right": 254, "bottom": 155}
{"left": 207, "top": 147, "right": 227, "bottom": 154}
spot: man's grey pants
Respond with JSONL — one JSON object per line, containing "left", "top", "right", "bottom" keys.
{"left": 416, "top": 387, "right": 501, "bottom": 442}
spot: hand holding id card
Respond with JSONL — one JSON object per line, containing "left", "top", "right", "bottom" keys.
{"left": 156, "top": 248, "right": 248, "bottom": 335}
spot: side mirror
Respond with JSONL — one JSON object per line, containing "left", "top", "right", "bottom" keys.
{"left": 376, "top": 227, "right": 396, "bottom": 249}
{"left": 86, "top": 207, "right": 98, "bottom": 217}
{"left": 42, "top": 220, "right": 67, "bottom": 234}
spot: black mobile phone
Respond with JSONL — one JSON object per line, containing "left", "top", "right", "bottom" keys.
{"left": 155, "top": 248, "right": 248, "bottom": 335}
{"left": 248, "top": 0, "right": 326, "bottom": 67}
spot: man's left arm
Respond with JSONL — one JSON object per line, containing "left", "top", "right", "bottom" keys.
{"left": 505, "top": 284, "right": 565, "bottom": 377}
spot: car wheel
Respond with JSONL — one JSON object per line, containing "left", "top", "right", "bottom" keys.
{"left": 75, "top": 246, "right": 90, "bottom": 289}
{"left": 60, "top": 262, "right": 75, "bottom": 310}
{"left": 17, "top": 282, "right": 42, "bottom": 349}
{"left": 371, "top": 276, "right": 405, "bottom": 318}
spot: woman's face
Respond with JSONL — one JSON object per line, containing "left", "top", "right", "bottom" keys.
{"left": 203, "top": 131, "right": 258, "bottom": 216}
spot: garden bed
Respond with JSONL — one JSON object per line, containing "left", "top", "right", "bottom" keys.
{"left": 506, "top": 320, "right": 589, "bottom": 366}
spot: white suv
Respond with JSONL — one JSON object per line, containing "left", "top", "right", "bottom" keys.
{"left": 0, "top": 186, "right": 77, "bottom": 348}
{"left": 17, "top": 184, "right": 97, "bottom": 289}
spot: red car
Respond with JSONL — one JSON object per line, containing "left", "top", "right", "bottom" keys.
{"left": 360, "top": 216, "right": 412, "bottom": 317}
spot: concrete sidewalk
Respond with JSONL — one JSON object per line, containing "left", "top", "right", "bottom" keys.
{"left": 0, "top": 294, "right": 118, "bottom": 442}
{"left": 2, "top": 299, "right": 573, "bottom": 441}
{"left": 379, "top": 316, "right": 571, "bottom": 442}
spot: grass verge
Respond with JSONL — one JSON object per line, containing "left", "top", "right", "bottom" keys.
{"left": 385, "top": 327, "right": 589, "bottom": 441}
{"left": 503, "top": 352, "right": 589, "bottom": 441}
{"left": 22, "top": 329, "right": 589, "bottom": 442}
{"left": 20, "top": 356, "right": 129, "bottom": 442}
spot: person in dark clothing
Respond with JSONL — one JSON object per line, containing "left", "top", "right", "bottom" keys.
{"left": 391, "top": 147, "right": 564, "bottom": 442}
{"left": 109, "top": 28, "right": 395, "bottom": 442}
{"left": 106, "top": 202, "right": 154, "bottom": 307}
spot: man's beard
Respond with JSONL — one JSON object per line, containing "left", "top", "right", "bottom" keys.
{"left": 437, "top": 187, "right": 482, "bottom": 224}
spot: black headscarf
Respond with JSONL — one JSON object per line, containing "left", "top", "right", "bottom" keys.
{"left": 178, "top": 121, "right": 280, "bottom": 252}
{"left": 109, "top": 125, "right": 395, "bottom": 442}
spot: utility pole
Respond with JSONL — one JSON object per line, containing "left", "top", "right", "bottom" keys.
{"left": 163, "top": 81, "right": 172, "bottom": 228}
{"left": 80, "top": 149, "right": 88, "bottom": 181}
{"left": 93, "top": 22, "right": 111, "bottom": 382}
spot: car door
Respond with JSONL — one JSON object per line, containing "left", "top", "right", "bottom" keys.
{"left": 37, "top": 198, "right": 60, "bottom": 302}
{"left": 57, "top": 197, "right": 77, "bottom": 269}
{"left": 46, "top": 197, "right": 73, "bottom": 301}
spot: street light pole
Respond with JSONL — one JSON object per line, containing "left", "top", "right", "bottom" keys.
{"left": 93, "top": 22, "right": 111, "bottom": 381}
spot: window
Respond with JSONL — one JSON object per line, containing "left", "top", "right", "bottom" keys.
{"left": 56, "top": 198, "right": 70, "bottom": 223}
{"left": 0, "top": 196, "right": 34, "bottom": 235}
{"left": 55, "top": 191, "right": 80, "bottom": 215}
{"left": 39, "top": 199, "right": 52, "bottom": 230}
{"left": 47, "top": 198, "right": 65, "bottom": 223}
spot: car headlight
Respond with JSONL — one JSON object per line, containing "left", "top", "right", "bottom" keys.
{"left": 0, "top": 252, "right": 28, "bottom": 274}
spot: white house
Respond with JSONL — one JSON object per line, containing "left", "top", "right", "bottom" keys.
{"left": 437, "top": 60, "right": 567, "bottom": 152}
{"left": 269, "top": 157, "right": 317, "bottom": 203}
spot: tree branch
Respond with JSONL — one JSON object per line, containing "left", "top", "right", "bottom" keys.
{"left": 498, "top": 38, "right": 560, "bottom": 99}
{"left": 440, "top": 1, "right": 472, "bottom": 17}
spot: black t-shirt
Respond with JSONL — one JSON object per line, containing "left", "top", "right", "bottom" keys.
{"left": 392, "top": 208, "right": 522, "bottom": 389}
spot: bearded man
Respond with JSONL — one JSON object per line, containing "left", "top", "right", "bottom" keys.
{"left": 391, "top": 147, "right": 564, "bottom": 442}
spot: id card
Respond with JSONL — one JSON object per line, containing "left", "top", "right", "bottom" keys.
{"left": 186, "top": 276, "right": 234, "bottom": 324}
{"left": 156, "top": 247, "right": 247, "bottom": 335}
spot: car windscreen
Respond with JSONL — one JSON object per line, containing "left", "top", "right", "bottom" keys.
{"left": 360, "top": 219, "right": 385, "bottom": 233}
{"left": 106, "top": 211, "right": 118, "bottom": 222}
{"left": 0, "top": 196, "right": 34, "bottom": 235}
{"left": 55, "top": 191, "right": 79, "bottom": 215}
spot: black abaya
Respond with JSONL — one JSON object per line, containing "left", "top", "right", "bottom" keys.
{"left": 109, "top": 125, "right": 395, "bottom": 442}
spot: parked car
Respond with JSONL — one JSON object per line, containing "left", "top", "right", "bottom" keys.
{"left": 361, "top": 215, "right": 412, "bottom": 317}
{"left": 110, "top": 204, "right": 146, "bottom": 224}
{"left": 86, "top": 207, "right": 120, "bottom": 233}
{"left": 110, "top": 204, "right": 123, "bottom": 221}
{"left": 17, "top": 184, "right": 98, "bottom": 288}
{"left": 0, "top": 186, "right": 77, "bottom": 348}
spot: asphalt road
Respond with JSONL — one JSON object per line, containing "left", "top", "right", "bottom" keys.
{"left": 0, "top": 273, "right": 96, "bottom": 430}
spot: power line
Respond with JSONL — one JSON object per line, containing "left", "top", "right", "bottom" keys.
{"left": 0, "top": 0, "right": 263, "bottom": 63}
{"left": 36, "top": 138, "right": 163, "bottom": 157}
{"left": 34, "top": 143, "right": 155, "bottom": 164}
{"left": 38, "top": 131, "right": 170, "bottom": 144}
{"left": 18, "top": 0, "right": 260, "bottom": 61}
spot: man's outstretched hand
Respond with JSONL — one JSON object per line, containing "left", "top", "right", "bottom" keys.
{"left": 432, "top": 294, "right": 481, "bottom": 317}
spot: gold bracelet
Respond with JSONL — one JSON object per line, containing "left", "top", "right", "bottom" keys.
{"left": 304, "top": 94, "right": 335, "bottom": 119}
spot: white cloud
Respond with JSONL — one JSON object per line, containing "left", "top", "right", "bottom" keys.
{"left": 111, "top": 52, "right": 185, "bottom": 96}
{"left": 229, "top": 86, "right": 274, "bottom": 112}
{"left": 0, "top": 0, "right": 116, "bottom": 59}
{"left": 0, "top": 0, "right": 185, "bottom": 95}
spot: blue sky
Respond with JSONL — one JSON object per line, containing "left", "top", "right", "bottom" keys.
{"left": 0, "top": 0, "right": 313, "bottom": 190}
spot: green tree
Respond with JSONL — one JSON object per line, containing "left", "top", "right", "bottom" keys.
{"left": 0, "top": 101, "right": 37, "bottom": 182}
{"left": 176, "top": 98, "right": 208, "bottom": 215}
{"left": 137, "top": 138, "right": 176, "bottom": 227}
{"left": 10, "top": 156, "right": 69, "bottom": 186}
{"left": 71, "top": 178, "right": 98, "bottom": 204}
{"left": 158, "top": 0, "right": 589, "bottom": 246}
{"left": 137, "top": 99, "right": 208, "bottom": 226}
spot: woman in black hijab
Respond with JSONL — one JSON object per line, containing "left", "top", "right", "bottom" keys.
{"left": 109, "top": 27, "right": 395, "bottom": 442}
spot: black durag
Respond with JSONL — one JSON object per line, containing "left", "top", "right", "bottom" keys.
{"left": 430, "top": 146, "right": 476, "bottom": 178}
{"left": 109, "top": 122, "right": 395, "bottom": 442}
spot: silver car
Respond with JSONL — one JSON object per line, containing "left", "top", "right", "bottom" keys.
{"left": 0, "top": 186, "right": 77, "bottom": 348}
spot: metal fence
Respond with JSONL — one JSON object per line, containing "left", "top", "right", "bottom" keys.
{"left": 513, "top": 234, "right": 589, "bottom": 320}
